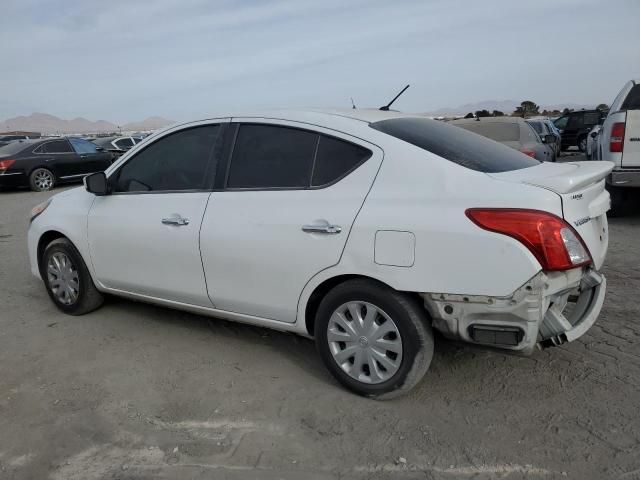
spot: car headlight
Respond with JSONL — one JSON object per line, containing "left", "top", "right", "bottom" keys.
{"left": 30, "top": 199, "right": 51, "bottom": 223}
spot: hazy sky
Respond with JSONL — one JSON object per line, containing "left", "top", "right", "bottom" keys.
{"left": 2, "top": 0, "right": 639, "bottom": 122}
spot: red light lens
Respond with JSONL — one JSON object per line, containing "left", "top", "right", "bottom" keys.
{"left": 465, "top": 208, "right": 591, "bottom": 271}
{"left": 520, "top": 150, "right": 536, "bottom": 158}
{"left": 0, "top": 159, "right": 15, "bottom": 170}
{"left": 610, "top": 122, "right": 625, "bottom": 153}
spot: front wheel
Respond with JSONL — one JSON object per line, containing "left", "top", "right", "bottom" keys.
{"left": 42, "top": 238, "right": 104, "bottom": 315}
{"left": 315, "top": 279, "right": 434, "bottom": 399}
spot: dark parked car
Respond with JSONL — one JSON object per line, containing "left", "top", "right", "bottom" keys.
{"left": 553, "top": 110, "right": 604, "bottom": 152}
{"left": 450, "top": 117, "right": 556, "bottom": 162}
{"left": 0, "top": 137, "right": 113, "bottom": 192}
{"left": 527, "top": 119, "right": 561, "bottom": 159}
{"left": 90, "top": 136, "right": 137, "bottom": 160}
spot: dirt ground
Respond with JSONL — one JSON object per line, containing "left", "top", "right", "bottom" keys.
{"left": 1, "top": 166, "right": 639, "bottom": 479}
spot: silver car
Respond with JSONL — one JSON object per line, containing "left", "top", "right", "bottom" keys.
{"left": 450, "top": 117, "right": 556, "bottom": 162}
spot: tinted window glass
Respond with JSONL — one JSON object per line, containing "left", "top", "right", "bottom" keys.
{"left": 43, "top": 140, "right": 72, "bottom": 153}
{"left": 227, "top": 125, "right": 317, "bottom": 189}
{"left": 567, "top": 115, "right": 583, "bottom": 129}
{"left": 554, "top": 116, "right": 568, "bottom": 129}
{"left": 0, "top": 142, "right": 29, "bottom": 155}
{"left": 527, "top": 121, "right": 543, "bottom": 134}
{"left": 114, "top": 125, "right": 220, "bottom": 192}
{"left": 583, "top": 112, "right": 601, "bottom": 125}
{"left": 70, "top": 138, "right": 99, "bottom": 154}
{"left": 115, "top": 138, "right": 134, "bottom": 149}
{"left": 312, "top": 135, "right": 371, "bottom": 186}
{"left": 456, "top": 122, "right": 520, "bottom": 142}
{"left": 622, "top": 85, "right": 640, "bottom": 110}
{"left": 370, "top": 118, "right": 539, "bottom": 173}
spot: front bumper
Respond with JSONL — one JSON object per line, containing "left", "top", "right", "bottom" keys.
{"left": 607, "top": 169, "right": 640, "bottom": 188}
{"left": 421, "top": 268, "right": 606, "bottom": 355}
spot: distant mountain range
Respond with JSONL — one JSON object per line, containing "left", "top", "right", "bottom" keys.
{"left": 0, "top": 113, "right": 174, "bottom": 134}
{"left": 424, "top": 100, "right": 595, "bottom": 117}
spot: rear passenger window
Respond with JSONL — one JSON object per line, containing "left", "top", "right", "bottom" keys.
{"left": 227, "top": 125, "right": 317, "bottom": 189}
{"left": 42, "top": 140, "right": 73, "bottom": 153}
{"left": 312, "top": 136, "right": 371, "bottom": 186}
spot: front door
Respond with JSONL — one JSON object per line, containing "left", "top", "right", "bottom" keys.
{"left": 88, "top": 121, "right": 227, "bottom": 306}
{"left": 200, "top": 120, "right": 383, "bottom": 322}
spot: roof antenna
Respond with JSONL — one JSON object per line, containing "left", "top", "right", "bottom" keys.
{"left": 350, "top": 97, "right": 357, "bottom": 109}
{"left": 379, "top": 84, "right": 410, "bottom": 111}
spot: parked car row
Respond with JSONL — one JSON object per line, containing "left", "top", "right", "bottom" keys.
{"left": 0, "top": 137, "right": 113, "bottom": 191}
{"left": 89, "top": 135, "right": 144, "bottom": 159}
{"left": 552, "top": 109, "right": 605, "bottom": 152}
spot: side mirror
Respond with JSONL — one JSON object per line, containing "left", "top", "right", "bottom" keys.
{"left": 590, "top": 131, "right": 599, "bottom": 138}
{"left": 84, "top": 172, "right": 110, "bottom": 196}
{"left": 543, "top": 134, "right": 556, "bottom": 144}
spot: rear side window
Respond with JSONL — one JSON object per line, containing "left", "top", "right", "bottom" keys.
{"left": 42, "top": 140, "right": 73, "bottom": 153}
{"left": 115, "top": 138, "right": 134, "bottom": 149}
{"left": 583, "top": 112, "right": 601, "bottom": 125}
{"left": 114, "top": 125, "right": 220, "bottom": 192}
{"left": 227, "top": 125, "right": 317, "bottom": 189}
{"left": 370, "top": 118, "right": 539, "bottom": 173}
{"left": 312, "top": 136, "right": 371, "bottom": 186}
{"left": 621, "top": 85, "right": 640, "bottom": 110}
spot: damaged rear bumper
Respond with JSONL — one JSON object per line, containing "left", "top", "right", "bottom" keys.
{"left": 420, "top": 269, "right": 606, "bottom": 355}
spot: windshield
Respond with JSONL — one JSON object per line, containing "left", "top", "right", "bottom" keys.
{"left": 370, "top": 117, "right": 539, "bottom": 173}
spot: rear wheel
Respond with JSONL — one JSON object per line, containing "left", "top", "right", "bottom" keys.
{"left": 315, "top": 279, "right": 434, "bottom": 399}
{"left": 578, "top": 136, "right": 587, "bottom": 153}
{"left": 30, "top": 168, "right": 55, "bottom": 192}
{"left": 42, "top": 238, "right": 104, "bottom": 315}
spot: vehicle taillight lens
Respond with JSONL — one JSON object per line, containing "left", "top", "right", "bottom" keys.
{"left": 520, "top": 150, "right": 536, "bottom": 158}
{"left": 610, "top": 122, "right": 625, "bottom": 152}
{"left": 0, "top": 159, "right": 15, "bottom": 170}
{"left": 465, "top": 208, "right": 591, "bottom": 271}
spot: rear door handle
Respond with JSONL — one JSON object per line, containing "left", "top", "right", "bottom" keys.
{"left": 162, "top": 215, "right": 190, "bottom": 226}
{"left": 302, "top": 221, "right": 342, "bottom": 234}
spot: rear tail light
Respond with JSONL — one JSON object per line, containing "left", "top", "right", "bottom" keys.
{"left": 610, "top": 122, "right": 625, "bottom": 152}
{"left": 466, "top": 209, "right": 591, "bottom": 271}
{"left": 520, "top": 150, "right": 536, "bottom": 158}
{"left": 0, "top": 159, "right": 15, "bottom": 171}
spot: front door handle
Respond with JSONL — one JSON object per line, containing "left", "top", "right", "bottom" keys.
{"left": 302, "top": 221, "right": 342, "bottom": 234}
{"left": 162, "top": 215, "right": 190, "bottom": 226}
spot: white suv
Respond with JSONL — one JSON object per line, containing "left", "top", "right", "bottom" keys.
{"left": 596, "top": 79, "right": 640, "bottom": 211}
{"left": 28, "top": 109, "right": 612, "bottom": 398}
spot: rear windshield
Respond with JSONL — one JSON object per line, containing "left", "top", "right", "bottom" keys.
{"left": 370, "top": 118, "right": 539, "bottom": 173}
{"left": 455, "top": 121, "right": 520, "bottom": 142}
{"left": 527, "top": 121, "right": 543, "bottom": 134}
{"left": 0, "top": 141, "right": 29, "bottom": 156}
{"left": 621, "top": 84, "right": 640, "bottom": 110}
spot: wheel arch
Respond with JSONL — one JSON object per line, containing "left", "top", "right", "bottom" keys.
{"left": 302, "top": 273, "right": 423, "bottom": 337}
{"left": 37, "top": 230, "right": 68, "bottom": 275}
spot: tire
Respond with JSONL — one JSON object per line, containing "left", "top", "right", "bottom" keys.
{"left": 577, "top": 136, "right": 587, "bottom": 153}
{"left": 30, "top": 168, "right": 55, "bottom": 192}
{"left": 41, "top": 238, "right": 104, "bottom": 315}
{"left": 608, "top": 186, "right": 625, "bottom": 217}
{"left": 314, "top": 279, "right": 434, "bottom": 399}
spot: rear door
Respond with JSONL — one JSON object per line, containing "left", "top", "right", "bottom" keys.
{"left": 88, "top": 121, "right": 228, "bottom": 306}
{"left": 69, "top": 138, "right": 113, "bottom": 173}
{"left": 199, "top": 120, "right": 383, "bottom": 322}
{"left": 37, "top": 139, "right": 81, "bottom": 178}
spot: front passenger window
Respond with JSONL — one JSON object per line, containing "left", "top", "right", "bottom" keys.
{"left": 114, "top": 125, "right": 220, "bottom": 193}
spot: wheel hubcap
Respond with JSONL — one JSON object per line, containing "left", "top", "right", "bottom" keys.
{"left": 47, "top": 252, "right": 79, "bottom": 305}
{"left": 327, "top": 301, "right": 403, "bottom": 384}
{"left": 34, "top": 170, "right": 53, "bottom": 190}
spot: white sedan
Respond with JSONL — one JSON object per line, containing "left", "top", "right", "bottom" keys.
{"left": 27, "top": 109, "right": 612, "bottom": 398}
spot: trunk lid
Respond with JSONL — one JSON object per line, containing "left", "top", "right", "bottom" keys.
{"left": 489, "top": 161, "right": 614, "bottom": 269}
{"left": 622, "top": 109, "right": 640, "bottom": 167}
